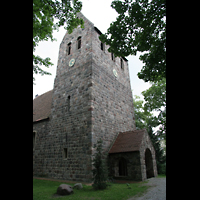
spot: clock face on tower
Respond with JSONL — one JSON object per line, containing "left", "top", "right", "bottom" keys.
{"left": 69, "top": 58, "right": 75, "bottom": 67}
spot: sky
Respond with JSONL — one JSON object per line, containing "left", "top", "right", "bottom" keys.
{"left": 33, "top": 0, "right": 151, "bottom": 101}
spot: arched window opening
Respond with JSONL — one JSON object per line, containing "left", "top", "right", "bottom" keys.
{"left": 67, "top": 42, "right": 71, "bottom": 55}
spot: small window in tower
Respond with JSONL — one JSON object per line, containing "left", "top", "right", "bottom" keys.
{"left": 63, "top": 148, "right": 68, "bottom": 159}
{"left": 33, "top": 132, "right": 36, "bottom": 149}
{"left": 67, "top": 95, "right": 70, "bottom": 111}
{"left": 77, "top": 36, "right": 81, "bottom": 49}
{"left": 121, "top": 58, "right": 124, "bottom": 70}
{"left": 68, "top": 42, "right": 71, "bottom": 55}
{"left": 101, "top": 42, "right": 105, "bottom": 51}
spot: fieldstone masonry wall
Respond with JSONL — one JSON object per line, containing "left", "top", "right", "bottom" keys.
{"left": 49, "top": 14, "right": 94, "bottom": 182}
{"left": 90, "top": 18, "right": 136, "bottom": 153}
{"left": 51, "top": 12, "right": 136, "bottom": 182}
{"left": 33, "top": 119, "right": 51, "bottom": 177}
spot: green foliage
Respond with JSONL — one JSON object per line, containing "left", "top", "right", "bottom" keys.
{"left": 142, "top": 78, "right": 166, "bottom": 141}
{"left": 133, "top": 95, "right": 157, "bottom": 130}
{"left": 33, "top": 0, "right": 84, "bottom": 84}
{"left": 157, "top": 174, "right": 166, "bottom": 178}
{"left": 33, "top": 178, "right": 149, "bottom": 200}
{"left": 133, "top": 94, "right": 166, "bottom": 174}
{"left": 92, "top": 139, "right": 108, "bottom": 190}
{"left": 100, "top": 0, "right": 166, "bottom": 82}
{"left": 133, "top": 95, "right": 147, "bottom": 129}
{"left": 142, "top": 78, "right": 166, "bottom": 111}
{"left": 126, "top": 183, "right": 131, "bottom": 189}
{"left": 33, "top": 55, "right": 53, "bottom": 83}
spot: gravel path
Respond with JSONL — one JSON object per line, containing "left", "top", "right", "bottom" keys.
{"left": 128, "top": 177, "right": 166, "bottom": 200}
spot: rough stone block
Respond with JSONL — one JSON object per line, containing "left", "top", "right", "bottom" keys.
{"left": 57, "top": 184, "right": 73, "bottom": 195}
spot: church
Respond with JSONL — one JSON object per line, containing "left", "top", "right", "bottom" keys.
{"left": 33, "top": 12, "right": 157, "bottom": 182}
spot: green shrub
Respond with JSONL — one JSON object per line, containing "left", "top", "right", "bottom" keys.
{"left": 92, "top": 139, "right": 108, "bottom": 190}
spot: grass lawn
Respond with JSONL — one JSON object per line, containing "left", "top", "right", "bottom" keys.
{"left": 33, "top": 178, "right": 150, "bottom": 200}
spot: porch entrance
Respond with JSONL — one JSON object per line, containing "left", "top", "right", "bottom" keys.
{"left": 145, "top": 148, "right": 154, "bottom": 178}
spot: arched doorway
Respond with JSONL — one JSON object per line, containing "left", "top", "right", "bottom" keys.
{"left": 119, "top": 157, "right": 127, "bottom": 176}
{"left": 145, "top": 148, "right": 154, "bottom": 178}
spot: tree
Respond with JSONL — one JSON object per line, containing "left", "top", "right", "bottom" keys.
{"left": 142, "top": 77, "right": 166, "bottom": 141}
{"left": 134, "top": 95, "right": 151, "bottom": 129}
{"left": 100, "top": 0, "right": 166, "bottom": 83}
{"left": 92, "top": 139, "right": 108, "bottom": 190}
{"left": 33, "top": 0, "right": 84, "bottom": 83}
{"left": 133, "top": 95, "right": 158, "bottom": 130}
{"left": 133, "top": 95, "right": 166, "bottom": 174}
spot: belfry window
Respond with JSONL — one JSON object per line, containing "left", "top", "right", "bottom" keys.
{"left": 77, "top": 36, "right": 81, "bottom": 49}
{"left": 68, "top": 42, "right": 71, "bottom": 55}
{"left": 111, "top": 52, "right": 115, "bottom": 62}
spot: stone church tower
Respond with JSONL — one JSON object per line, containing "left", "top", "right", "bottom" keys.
{"left": 33, "top": 13, "right": 157, "bottom": 182}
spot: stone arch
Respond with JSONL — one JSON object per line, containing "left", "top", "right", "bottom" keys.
{"left": 119, "top": 157, "right": 128, "bottom": 176}
{"left": 145, "top": 148, "right": 154, "bottom": 178}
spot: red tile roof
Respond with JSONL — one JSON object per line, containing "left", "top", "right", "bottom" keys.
{"left": 33, "top": 90, "right": 53, "bottom": 122}
{"left": 109, "top": 129, "right": 146, "bottom": 153}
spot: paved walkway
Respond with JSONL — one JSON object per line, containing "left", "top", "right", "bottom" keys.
{"left": 127, "top": 177, "right": 166, "bottom": 200}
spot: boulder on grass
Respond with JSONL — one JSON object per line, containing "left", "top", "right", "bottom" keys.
{"left": 57, "top": 184, "right": 73, "bottom": 195}
{"left": 73, "top": 183, "right": 83, "bottom": 190}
